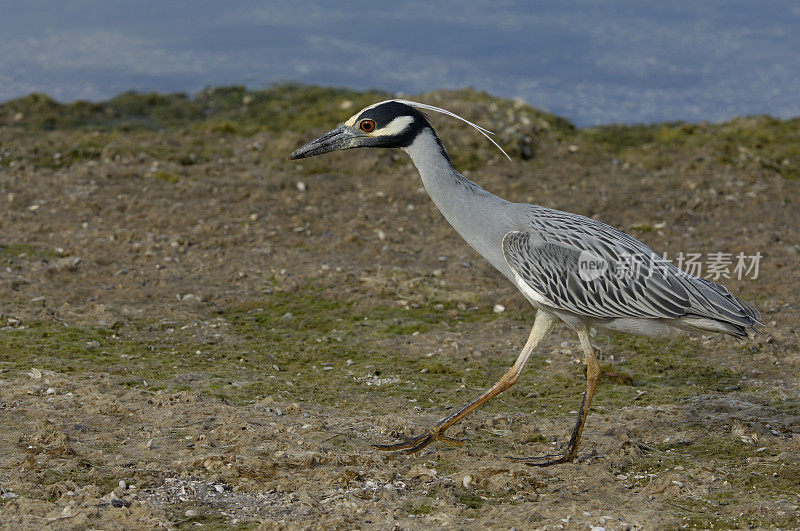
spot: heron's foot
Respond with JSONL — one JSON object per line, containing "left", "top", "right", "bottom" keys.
{"left": 372, "top": 426, "right": 467, "bottom": 453}
{"left": 508, "top": 452, "right": 575, "bottom": 467}
{"left": 508, "top": 448, "right": 598, "bottom": 467}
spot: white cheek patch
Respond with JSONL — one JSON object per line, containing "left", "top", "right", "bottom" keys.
{"left": 373, "top": 116, "right": 414, "bottom": 136}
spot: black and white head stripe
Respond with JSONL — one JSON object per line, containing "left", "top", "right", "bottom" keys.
{"left": 342, "top": 101, "right": 425, "bottom": 149}
{"left": 347, "top": 99, "right": 512, "bottom": 160}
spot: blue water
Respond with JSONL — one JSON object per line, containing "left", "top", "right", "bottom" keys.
{"left": 1, "top": 0, "right": 798, "bottom": 126}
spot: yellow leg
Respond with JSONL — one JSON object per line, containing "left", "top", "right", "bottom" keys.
{"left": 374, "top": 310, "right": 558, "bottom": 453}
{"left": 511, "top": 327, "right": 601, "bottom": 466}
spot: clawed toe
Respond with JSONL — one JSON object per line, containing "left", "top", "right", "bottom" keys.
{"left": 518, "top": 455, "right": 573, "bottom": 467}
{"left": 507, "top": 452, "right": 560, "bottom": 462}
{"left": 372, "top": 431, "right": 434, "bottom": 453}
{"left": 373, "top": 427, "right": 466, "bottom": 453}
{"left": 438, "top": 432, "right": 468, "bottom": 447}
{"left": 508, "top": 452, "right": 573, "bottom": 467}
{"left": 508, "top": 449, "right": 598, "bottom": 467}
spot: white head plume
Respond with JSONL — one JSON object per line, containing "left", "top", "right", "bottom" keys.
{"left": 392, "top": 99, "right": 512, "bottom": 161}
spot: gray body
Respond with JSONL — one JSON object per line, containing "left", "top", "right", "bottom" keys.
{"left": 404, "top": 128, "right": 760, "bottom": 339}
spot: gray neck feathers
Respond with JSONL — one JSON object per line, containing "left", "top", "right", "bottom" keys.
{"left": 402, "top": 128, "right": 515, "bottom": 279}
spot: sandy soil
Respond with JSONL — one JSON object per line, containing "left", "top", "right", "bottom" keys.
{"left": 0, "top": 89, "right": 799, "bottom": 529}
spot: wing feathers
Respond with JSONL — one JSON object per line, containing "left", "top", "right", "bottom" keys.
{"left": 502, "top": 212, "right": 760, "bottom": 335}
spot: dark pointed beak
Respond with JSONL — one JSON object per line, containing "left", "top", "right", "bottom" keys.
{"left": 288, "top": 125, "right": 357, "bottom": 160}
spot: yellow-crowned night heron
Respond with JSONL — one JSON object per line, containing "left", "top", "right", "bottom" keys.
{"left": 289, "top": 100, "right": 761, "bottom": 466}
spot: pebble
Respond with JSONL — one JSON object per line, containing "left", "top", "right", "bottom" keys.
{"left": 493, "top": 304, "right": 505, "bottom": 313}
{"left": 185, "top": 509, "right": 199, "bottom": 517}
{"left": 296, "top": 181, "right": 306, "bottom": 191}
{"left": 462, "top": 475, "right": 473, "bottom": 487}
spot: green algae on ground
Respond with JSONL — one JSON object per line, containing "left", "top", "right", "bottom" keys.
{"left": 0, "top": 85, "right": 388, "bottom": 135}
{"left": 495, "top": 333, "right": 745, "bottom": 421}
{"left": 0, "top": 243, "right": 61, "bottom": 265}
{"left": 223, "top": 287, "right": 506, "bottom": 408}
{"left": 3, "top": 85, "right": 798, "bottom": 179}
{"left": 0, "top": 283, "right": 502, "bottom": 408}
{"left": 577, "top": 115, "right": 800, "bottom": 179}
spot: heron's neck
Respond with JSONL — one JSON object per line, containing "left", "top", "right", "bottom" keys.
{"left": 402, "top": 128, "right": 481, "bottom": 212}
{"left": 402, "top": 127, "right": 514, "bottom": 277}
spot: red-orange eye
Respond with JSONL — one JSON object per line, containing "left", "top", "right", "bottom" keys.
{"left": 359, "top": 119, "right": 376, "bottom": 133}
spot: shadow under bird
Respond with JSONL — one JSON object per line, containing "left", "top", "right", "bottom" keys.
{"left": 289, "top": 99, "right": 762, "bottom": 466}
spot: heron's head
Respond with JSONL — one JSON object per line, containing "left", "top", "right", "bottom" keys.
{"left": 289, "top": 99, "right": 510, "bottom": 161}
{"left": 288, "top": 100, "right": 430, "bottom": 160}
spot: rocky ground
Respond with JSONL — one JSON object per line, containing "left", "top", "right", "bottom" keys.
{"left": 0, "top": 86, "right": 798, "bottom": 529}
